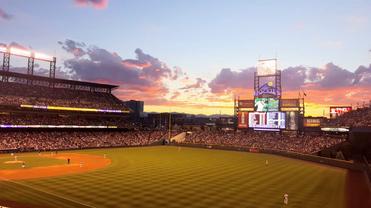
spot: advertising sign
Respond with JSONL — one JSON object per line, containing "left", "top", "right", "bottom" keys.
{"left": 281, "top": 99, "right": 300, "bottom": 108}
{"left": 303, "top": 117, "right": 321, "bottom": 127}
{"left": 286, "top": 111, "right": 298, "bottom": 130}
{"left": 257, "top": 59, "right": 277, "bottom": 76}
{"left": 238, "top": 100, "right": 254, "bottom": 108}
{"left": 238, "top": 111, "right": 249, "bottom": 128}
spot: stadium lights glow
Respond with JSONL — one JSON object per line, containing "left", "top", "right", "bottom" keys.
{"left": 0, "top": 46, "right": 54, "bottom": 62}
{"left": 9, "top": 47, "right": 32, "bottom": 57}
{"left": 0, "top": 46, "right": 7, "bottom": 53}
{"left": 34, "top": 52, "right": 54, "bottom": 61}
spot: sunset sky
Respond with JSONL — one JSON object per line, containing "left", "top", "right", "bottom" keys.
{"left": 0, "top": 0, "right": 370, "bottom": 117}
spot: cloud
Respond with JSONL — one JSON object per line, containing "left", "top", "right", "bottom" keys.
{"left": 0, "top": 8, "right": 12, "bottom": 20}
{"left": 208, "top": 67, "right": 255, "bottom": 93}
{"left": 209, "top": 63, "right": 371, "bottom": 94}
{"left": 74, "top": 0, "right": 108, "bottom": 9}
{"left": 0, "top": 42, "right": 30, "bottom": 50}
{"left": 58, "top": 39, "right": 86, "bottom": 58}
{"left": 60, "top": 39, "right": 176, "bottom": 103}
{"left": 180, "top": 78, "right": 206, "bottom": 90}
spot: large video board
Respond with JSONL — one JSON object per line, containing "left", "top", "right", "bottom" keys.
{"left": 254, "top": 98, "right": 279, "bottom": 112}
{"left": 248, "top": 112, "right": 286, "bottom": 129}
{"left": 330, "top": 106, "right": 352, "bottom": 119}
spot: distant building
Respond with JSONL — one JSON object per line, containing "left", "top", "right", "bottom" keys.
{"left": 123, "top": 100, "right": 144, "bottom": 120}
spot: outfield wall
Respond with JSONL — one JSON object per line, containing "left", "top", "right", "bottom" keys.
{"left": 172, "top": 142, "right": 366, "bottom": 171}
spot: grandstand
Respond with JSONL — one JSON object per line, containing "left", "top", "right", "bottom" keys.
{"left": 0, "top": 70, "right": 135, "bottom": 128}
{"left": 324, "top": 105, "right": 371, "bottom": 128}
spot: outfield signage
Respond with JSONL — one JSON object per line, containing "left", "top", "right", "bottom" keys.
{"left": 238, "top": 100, "right": 254, "bottom": 108}
{"left": 281, "top": 99, "right": 300, "bottom": 108}
{"left": 257, "top": 59, "right": 277, "bottom": 76}
{"left": 237, "top": 111, "right": 249, "bottom": 128}
{"left": 303, "top": 118, "right": 321, "bottom": 127}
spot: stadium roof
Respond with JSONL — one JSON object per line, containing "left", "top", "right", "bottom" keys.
{"left": 0, "top": 71, "right": 118, "bottom": 90}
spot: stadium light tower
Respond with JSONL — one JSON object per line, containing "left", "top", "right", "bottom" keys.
{"left": 0, "top": 45, "right": 56, "bottom": 83}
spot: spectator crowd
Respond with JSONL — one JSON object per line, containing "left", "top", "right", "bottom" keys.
{"left": 324, "top": 106, "right": 371, "bottom": 127}
{"left": 0, "top": 114, "right": 133, "bottom": 128}
{"left": 0, "top": 131, "right": 166, "bottom": 152}
{"left": 182, "top": 131, "right": 346, "bottom": 154}
{"left": 0, "top": 82, "right": 126, "bottom": 109}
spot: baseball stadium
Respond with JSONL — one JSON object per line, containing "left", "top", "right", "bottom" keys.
{"left": 1, "top": 1, "right": 371, "bottom": 208}
{"left": 0, "top": 47, "right": 370, "bottom": 208}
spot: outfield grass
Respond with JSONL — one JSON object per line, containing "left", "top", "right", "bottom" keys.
{"left": 0, "top": 146, "right": 346, "bottom": 208}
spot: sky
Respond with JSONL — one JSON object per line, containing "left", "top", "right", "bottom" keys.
{"left": 0, "top": 0, "right": 371, "bottom": 116}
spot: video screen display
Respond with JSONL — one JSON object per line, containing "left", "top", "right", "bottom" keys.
{"left": 254, "top": 98, "right": 279, "bottom": 112}
{"left": 248, "top": 112, "right": 285, "bottom": 129}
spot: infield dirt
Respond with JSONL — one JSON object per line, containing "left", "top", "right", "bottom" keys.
{"left": 0, "top": 153, "right": 111, "bottom": 180}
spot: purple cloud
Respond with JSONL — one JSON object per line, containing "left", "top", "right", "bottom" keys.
{"left": 208, "top": 67, "right": 255, "bottom": 93}
{"left": 59, "top": 39, "right": 177, "bottom": 102}
{"left": 209, "top": 63, "right": 371, "bottom": 93}
{"left": 0, "top": 8, "right": 12, "bottom": 20}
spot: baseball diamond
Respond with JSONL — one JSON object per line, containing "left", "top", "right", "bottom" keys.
{"left": 0, "top": 146, "right": 354, "bottom": 208}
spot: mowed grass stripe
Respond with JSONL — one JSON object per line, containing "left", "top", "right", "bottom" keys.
{"left": 0, "top": 180, "right": 90, "bottom": 208}
{"left": 0, "top": 146, "right": 347, "bottom": 208}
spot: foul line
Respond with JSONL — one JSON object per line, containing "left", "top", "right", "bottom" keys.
{"left": 0, "top": 177, "right": 96, "bottom": 208}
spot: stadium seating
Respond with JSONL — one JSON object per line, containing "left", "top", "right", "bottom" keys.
{"left": 181, "top": 131, "right": 346, "bottom": 154}
{"left": 0, "top": 82, "right": 125, "bottom": 109}
{"left": 0, "top": 131, "right": 166, "bottom": 152}
{"left": 324, "top": 106, "right": 371, "bottom": 127}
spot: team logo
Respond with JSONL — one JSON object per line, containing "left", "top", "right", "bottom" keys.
{"left": 255, "top": 82, "right": 279, "bottom": 97}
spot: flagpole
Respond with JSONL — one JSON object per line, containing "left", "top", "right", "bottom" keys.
{"left": 168, "top": 110, "right": 172, "bottom": 141}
